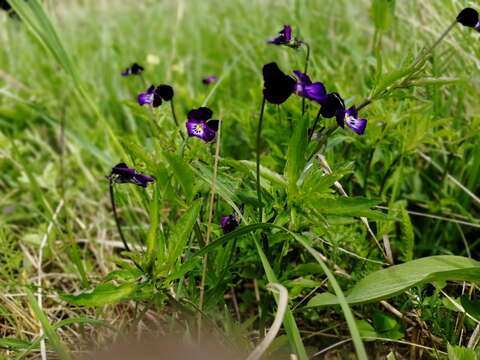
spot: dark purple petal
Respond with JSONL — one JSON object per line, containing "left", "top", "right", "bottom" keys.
{"left": 121, "top": 63, "right": 144, "bottom": 76}
{"left": 152, "top": 94, "right": 162, "bottom": 108}
{"left": 188, "top": 107, "right": 213, "bottom": 121}
{"left": 185, "top": 120, "right": 216, "bottom": 142}
{"left": 202, "top": 75, "right": 218, "bottom": 85}
{"left": 320, "top": 92, "right": 345, "bottom": 118}
{"left": 457, "top": 8, "right": 479, "bottom": 27}
{"left": 131, "top": 63, "right": 144, "bottom": 75}
{"left": 156, "top": 84, "right": 174, "bottom": 101}
{"left": 293, "top": 70, "right": 312, "bottom": 85}
{"left": 346, "top": 106, "right": 358, "bottom": 118}
{"left": 262, "top": 62, "right": 296, "bottom": 105}
{"left": 268, "top": 25, "right": 293, "bottom": 45}
{"left": 303, "top": 83, "right": 327, "bottom": 103}
{"left": 335, "top": 108, "right": 346, "bottom": 128}
{"left": 132, "top": 173, "right": 155, "bottom": 187}
{"left": 220, "top": 214, "right": 239, "bottom": 234}
{"left": 206, "top": 119, "right": 219, "bottom": 131}
{"left": 107, "top": 163, "right": 154, "bottom": 187}
{"left": 137, "top": 85, "right": 156, "bottom": 106}
{"left": 0, "top": 0, "right": 12, "bottom": 11}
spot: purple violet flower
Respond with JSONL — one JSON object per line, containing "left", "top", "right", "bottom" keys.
{"left": 268, "top": 25, "right": 295, "bottom": 46}
{"left": 220, "top": 214, "right": 239, "bottom": 234}
{"left": 457, "top": 8, "right": 480, "bottom": 31}
{"left": 121, "top": 63, "right": 144, "bottom": 76}
{"left": 185, "top": 107, "right": 219, "bottom": 142}
{"left": 137, "top": 84, "right": 174, "bottom": 107}
{"left": 293, "top": 70, "right": 327, "bottom": 104}
{"left": 262, "top": 62, "right": 296, "bottom": 104}
{"left": 336, "top": 106, "right": 367, "bottom": 135}
{"left": 107, "top": 163, "right": 155, "bottom": 188}
{"left": 202, "top": 75, "right": 218, "bottom": 85}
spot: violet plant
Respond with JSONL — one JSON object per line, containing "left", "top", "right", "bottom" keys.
{"left": 25, "top": 2, "right": 479, "bottom": 359}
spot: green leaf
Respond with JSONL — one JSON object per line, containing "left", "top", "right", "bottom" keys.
{"left": 193, "top": 162, "right": 243, "bottom": 218}
{"left": 356, "top": 320, "right": 378, "bottom": 340}
{"left": 163, "top": 152, "right": 196, "bottom": 202}
{"left": 306, "top": 196, "right": 385, "bottom": 219}
{"left": 372, "top": 312, "right": 403, "bottom": 340}
{"left": 460, "top": 296, "right": 480, "bottom": 322}
{"left": 252, "top": 237, "right": 309, "bottom": 360}
{"left": 307, "top": 256, "right": 480, "bottom": 307}
{"left": 225, "top": 159, "right": 287, "bottom": 187}
{"left": 371, "top": 0, "right": 396, "bottom": 32}
{"left": 167, "top": 223, "right": 272, "bottom": 282}
{"left": 409, "top": 77, "right": 460, "bottom": 87}
{"left": 60, "top": 282, "right": 143, "bottom": 307}
{"left": 26, "top": 289, "right": 70, "bottom": 360}
{"left": 397, "top": 203, "right": 414, "bottom": 262}
{"left": 0, "top": 338, "right": 33, "bottom": 351}
{"left": 285, "top": 114, "right": 308, "bottom": 196}
{"left": 165, "top": 200, "right": 202, "bottom": 271}
{"left": 447, "top": 344, "right": 477, "bottom": 360}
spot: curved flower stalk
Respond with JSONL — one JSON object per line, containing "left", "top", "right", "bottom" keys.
{"left": 268, "top": 25, "right": 311, "bottom": 114}
{"left": 106, "top": 163, "right": 154, "bottom": 259}
{"left": 138, "top": 83, "right": 183, "bottom": 138}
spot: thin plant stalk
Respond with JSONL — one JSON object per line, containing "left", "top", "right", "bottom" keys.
{"left": 357, "top": 20, "right": 458, "bottom": 112}
{"left": 198, "top": 120, "right": 222, "bottom": 338}
{"left": 59, "top": 110, "right": 65, "bottom": 202}
{"left": 139, "top": 73, "right": 147, "bottom": 88}
{"left": 170, "top": 99, "right": 185, "bottom": 140}
{"left": 256, "top": 97, "right": 266, "bottom": 223}
{"left": 108, "top": 181, "right": 130, "bottom": 253}
{"left": 300, "top": 41, "right": 311, "bottom": 116}
{"left": 308, "top": 107, "right": 322, "bottom": 142}
{"left": 109, "top": 182, "right": 145, "bottom": 271}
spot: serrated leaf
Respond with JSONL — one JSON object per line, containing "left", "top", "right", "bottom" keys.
{"left": 307, "top": 256, "right": 480, "bottom": 307}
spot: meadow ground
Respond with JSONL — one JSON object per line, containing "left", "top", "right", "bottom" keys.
{"left": 1, "top": 0, "right": 480, "bottom": 359}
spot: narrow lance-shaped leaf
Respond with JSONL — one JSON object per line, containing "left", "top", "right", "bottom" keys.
{"left": 26, "top": 289, "right": 71, "bottom": 360}
{"left": 285, "top": 114, "right": 309, "bottom": 196}
{"left": 307, "top": 255, "right": 480, "bottom": 307}
{"left": 165, "top": 200, "right": 202, "bottom": 271}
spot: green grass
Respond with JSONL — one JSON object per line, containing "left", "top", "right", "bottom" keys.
{"left": 1, "top": 0, "right": 480, "bottom": 358}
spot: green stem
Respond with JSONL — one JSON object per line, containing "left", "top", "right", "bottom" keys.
{"left": 109, "top": 182, "right": 144, "bottom": 272}
{"left": 170, "top": 99, "right": 185, "bottom": 140}
{"left": 301, "top": 41, "right": 310, "bottom": 116}
{"left": 109, "top": 181, "right": 130, "bottom": 252}
{"left": 256, "top": 96, "right": 266, "bottom": 223}
{"left": 308, "top": 107, "right": 322, "bottom": 142}
{"left": 357, "top": 20, "right": 458, "bottom": 112}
